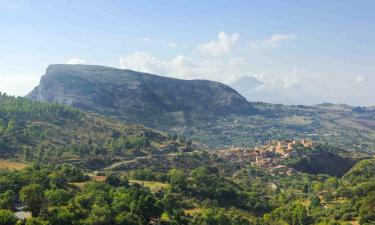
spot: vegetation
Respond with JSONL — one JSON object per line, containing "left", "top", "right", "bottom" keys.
{"left": 0, "top": 158, "right": 375, "bottom": 224}
{"left": 0, "top": 82, "right": 374, "bottom": 224}
{"left": 27, "top": 64, "right": 375, "bottom": 152}
{"left": 0, "top": 93, "right": 187, "bottom": 168}
{"left": 284, "top": 145, "right": 357, "bottom": 176}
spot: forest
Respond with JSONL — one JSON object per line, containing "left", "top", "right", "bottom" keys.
{"left": 0, "top": 94, "right": 374, "bottom": 225}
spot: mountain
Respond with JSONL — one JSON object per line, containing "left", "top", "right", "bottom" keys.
{"left": 28, "top": 65, "right": 375, "bottom": 152}
{"left": 28, "top": 64, "right": 255, "bottom": 131}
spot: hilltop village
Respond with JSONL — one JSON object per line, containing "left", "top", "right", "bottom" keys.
{"left": 217, "top": 139, "right": 314, "bottom": 175}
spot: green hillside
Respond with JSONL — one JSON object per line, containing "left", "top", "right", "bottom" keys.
{"left": 342, "top": 159, "right": 375, "bottom": 184}
{"left": 0, "top": 93, "right": 187, "bottom": 167}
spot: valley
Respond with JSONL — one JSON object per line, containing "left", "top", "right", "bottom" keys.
{"left": 1, "top": 1, "right": 374, "bottom": 224}
{"left": 0, "top": 66, "right": 374, "bottom": 225}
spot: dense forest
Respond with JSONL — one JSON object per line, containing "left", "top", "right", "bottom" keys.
{"left": 0, "top": 159, "right": 375, "bottom": 225}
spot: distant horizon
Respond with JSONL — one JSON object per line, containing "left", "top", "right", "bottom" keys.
{"left": 1, "top": 0, "right": 374, "bottom": 105}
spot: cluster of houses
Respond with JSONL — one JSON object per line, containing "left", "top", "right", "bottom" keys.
{"left": 217, "top": 139, "right": 314, "bottom": 172}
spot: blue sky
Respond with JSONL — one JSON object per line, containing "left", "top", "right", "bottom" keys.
{"left": 0, "top": 0, "right": 374, "bottom": 105}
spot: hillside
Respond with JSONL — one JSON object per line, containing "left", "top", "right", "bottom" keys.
{"left": 284, "top": 145, "right": 357, "bottom": 177}
{"left": 342, "top": 159, "right": 375, "bottom": 184}
{"left": 0, "top": 93, "right": 187, "bottom": 167}
{"left": 28, "top": 64, "right": 254, "bottom": 131}
{"left": 28, "top": 64, "right": 375, "bottom": 152}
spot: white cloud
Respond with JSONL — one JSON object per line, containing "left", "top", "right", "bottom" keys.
{"left": 249, "top": 34, "right": 295, "bottom": 50}
{"left": 251, "top": 67, "right": 303, "bottom": 91}
{"left": 119, "top": 52, "right": 247, "bottom": 83}
{"left": 198, "top": 32, "right": 239, "bottom": 56}
{"left": 66, "top": 58, "right": 86, "bottom": 64}
{"left": 119, "top": 52, "right": 194, "bottom": 78}
{"left": 354, "top": 74, "right": 364, "bottom": 83}
{"left": 0, "top": 73, "right": 41, "bottom": 96}
{"left": 138, "top": 37, "right": 151, "bottom": 42}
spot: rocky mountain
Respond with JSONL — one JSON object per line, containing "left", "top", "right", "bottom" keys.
{"left": 28, "top": 64, "right": 375, "bottom": 151}
{"left": 28, "top": 64, "right": 255, "bottom": 131}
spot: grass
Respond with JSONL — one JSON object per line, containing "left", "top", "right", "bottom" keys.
{"left": 129, "top": 179, "right": 169, "bottom": 192}
{"left": 70, "top": 174, "right": 107, "bottom": 190}
{"left": 70, "top": 182, "right": 87, "bottom": 190}
{"left": 0, "top": 159, "right": 28, "bottom": 170}
{"left": 184, "top": 208, "right": 205, "bottom": 216}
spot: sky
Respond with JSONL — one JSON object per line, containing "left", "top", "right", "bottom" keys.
{"left": 0, "top": 0, "right": 374, "bottom": 106}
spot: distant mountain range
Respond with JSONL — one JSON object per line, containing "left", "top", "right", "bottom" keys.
{"left": 28, "top": 64, "right": 375, "bottom": 151}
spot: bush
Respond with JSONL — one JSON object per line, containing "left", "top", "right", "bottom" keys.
{"left": 341, "top": 213, "right": 352, "bottom": 221}
{"left": 0, "top": 210, "right": 17, "bottom": 225}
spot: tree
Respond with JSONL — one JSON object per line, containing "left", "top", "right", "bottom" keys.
{"left": 105, "top": 173, "right": 122, "bottom": 187}
{"left": 5, "top": 118, "right": 16, "bottom": 134}
{"left": 23, "top": 147, "right": 34, "bottom": 162}
{"left": 48, "top": 172, "right": 67, "bottom": 189}
{"left": 0, "top": 210, "right": 17, "bottom": 225}
{"left": 0, "top": 190, "right": 16, "bottom": 210}
{"left": 20, "top": 184, "right": 45, "bottom": 216}
{"left": 48, "top": 206, "right": 75, "bottom": 225}
{"left": 115, "top": 212, "right": 142, "bottom": 225}
{"left": 269, "top": 203, "right": 310, "bottom": 225}
{"left": 309, "top": 196, "right": 321, "bottom": 208}
{"left": 359, "top": 193, "right": 375, "bottom": 224}
{"left": 325, "top": 177, "right": 339, "bottom": 190}
{"left": 25, "top": 217, "right": 50, "bottom": 225}
{"left": 168, "top": 169, "right": 188, "bottom": 192}
{"left": 84, "top": 197, "right": 113, "bottom": 225}
{"left": 45, "top": 189, "right": 73, "bottom": 206}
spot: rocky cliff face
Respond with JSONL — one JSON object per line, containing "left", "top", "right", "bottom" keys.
{"left": 28, "top": 64, "right": 255, "bottom": 131}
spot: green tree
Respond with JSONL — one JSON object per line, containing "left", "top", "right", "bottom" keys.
{"left": 0, "top": 190, "right": 16, "bottom": 210}
{"left": 20, "top": 184, "right": 45, "bottom": 216}
{"left": 5, "top": 118, "right": 16, "bottom": 134}
{"left": 105, "top": 173, "right": 122, "bottom": 187}
{"left": 25, "top": 217, "right": 50, "bottom": 225}
{"left": 84, "top": 197, "right": 113, "bottom": 225}
{"left": 115, "top": 212, "right": 142, "bottom": 225}
{"left": 45, "top": 189, "right": 73, "bottom": 206}
{"left": 309, "top": 196, "right": 321, "bottom": 208}
{"left": 48, "top": 172, "right": 67, "bottom": 189}
{"left": 359, "top": 193, "right": 375, "bottom": 224}
{"left": 0, "top": 210, "right": 17, "bottom": 225}
{"left": 48, "top": 206, "right": 75, "bottom": 225}
{"left": 168, "top": 169, "right": 187, "bottom": 192}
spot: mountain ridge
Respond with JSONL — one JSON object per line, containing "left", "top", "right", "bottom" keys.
{"left": 27, "top": 64, "right": 375, "bottom": 151}
{"left": 28, "top": 64, "right": 255, "bottom": 130}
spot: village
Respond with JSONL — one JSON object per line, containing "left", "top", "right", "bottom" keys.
{"left": 217, "top": 139, "right": 314, "bottom": 175}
